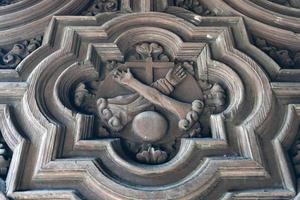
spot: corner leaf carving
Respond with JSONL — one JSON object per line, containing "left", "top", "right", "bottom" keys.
{"left": 80, "top": 0, "right": 119, "bottom": 16}
{"left": 0, "top": 36, "right": 43, "bottom": 69}
{"left": 0, "top": 134, "right": 11, "bottom": 193}
{"left": 0, "top": 0, "right": 20, "bottom": 6}
{"left": 269, "top": 0, "right": 300, "bottom": 8}
{"left": 175, "top": 0, "right": 215, "bottom": 16}
{"left": 253, "top": 36, "right": 300, "bottom": 69}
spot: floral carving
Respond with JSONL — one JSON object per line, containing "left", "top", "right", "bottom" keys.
{"left": 175, "top": 0, "right": 215, "bottom": 16}
{"left": 268, "top": 0, "right": 300, "bottom": 8}
{"left": 0, "top": 36, "right": 43, "bottom": 69}
{"left": 0, "top": 143, "right": 9, "bottom": 180}
{"left": 253, "top": 36, "right": 300, "bottom": 69}
{"left": 136, "top": 145, "right": 168, "bottom": 164}
{"left": 74, "top": 83, "right": 96, "bottom": 114}
{"left": 0, "top": 135, "right": 11, "bottom": 192}
{"left": 203, "top": 83, "right": 227, "bottom": 114}
{"left": 0, "top": 0, "right": 20, "bottom": 6}
{"left": 291, "top": 138, "right": 300, "bottom": 178}
{"left": 130, "top": 42, "right": 170, "bottom": 61}
{"left": 80, "top": 0, "right": 119, "bottom": 16}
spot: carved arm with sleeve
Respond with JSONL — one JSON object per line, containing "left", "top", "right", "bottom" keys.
{"left": 112, "top": 67, "right": 204, "bottom": 132}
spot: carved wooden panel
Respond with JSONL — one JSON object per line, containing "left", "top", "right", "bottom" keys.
{"left": 0, "top": 0, "right": 300, "bottom": 199}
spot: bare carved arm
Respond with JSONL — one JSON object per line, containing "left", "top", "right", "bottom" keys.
{"left": 112, "top": 68, "right": 191, "bottom": 119}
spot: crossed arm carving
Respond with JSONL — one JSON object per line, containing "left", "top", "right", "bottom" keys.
{"left": 74, "top": 64, "right": 225, "bottom": 135}
{"left": 96, "top": 65, "right": 204, "bottom": 132}
{"left": 112, "top": 66, "right": 192, "bottom": 119}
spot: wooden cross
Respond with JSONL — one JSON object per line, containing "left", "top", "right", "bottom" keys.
{"left": 121, "top": 0, "right": 169, "bottom": 12}
{"left": 119, "top": 57, "right": 174, "bottom": 85}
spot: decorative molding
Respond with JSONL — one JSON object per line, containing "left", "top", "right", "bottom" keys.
{"left": 1, "top": 11, "right": 294, "bottom": 199}
{"left": 0, "top": 0, "right": 90, "bottom": 45}
{"left": 0, "top": 1, "right": 298, "bottom": 199}
{"left": 169, "top": 0, "right": 300, "bottom": 81}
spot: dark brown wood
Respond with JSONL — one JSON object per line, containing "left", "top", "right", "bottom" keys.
{"left": 0, "top": 0, "right": 299, "bottom": 199}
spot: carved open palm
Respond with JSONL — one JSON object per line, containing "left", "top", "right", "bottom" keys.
{"left": 112, "top": 68, "right": 133, "bottom": 86}
{"left": 165, "top": 65, "right": 187, "bottom": 86}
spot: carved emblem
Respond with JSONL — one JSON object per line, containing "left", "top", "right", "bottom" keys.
{"left": 73, "top": 42, "right": 226, "bottom": 164}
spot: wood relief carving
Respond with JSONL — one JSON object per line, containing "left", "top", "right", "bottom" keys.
{"left": 0, "top": 0, "right": 299, "bottom": 199}
{"left": 175, "top": 0, "right": 214, "bottom": 16}
{"left": 0, "top": 36, "right": 42, "bottom": 69}
{"left": 253, "top": 36, "right": 300, "bottom": 69}
{"left": 73, "top": 41, "right": 226, "bottom": 164}
{"left": 185, "top": 0, "right": 300, "bottom": 81}
{"left": 80, "top": 0, "right": 120, "bottom": 16}
{"left": 269, "top": 0, "right": 300, "bottom": 8}
{"left": 0, "top": 0, "right": 20, "bottom": 6}
{"left": 0, "top": 134, "right": 10, "bottom": 191}
{"left": 0, "top": 0, "right": 90, "bottom": 45}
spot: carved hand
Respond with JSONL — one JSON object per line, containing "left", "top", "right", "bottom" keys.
{"left": 112, "top": 68, "right": 133, "bottom": 86}
{"left": 166, "top": 65, "right": 187, "bottom": 86}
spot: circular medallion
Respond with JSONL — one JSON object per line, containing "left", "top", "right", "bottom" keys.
{"left": 132, "top": 111, "right": 168, "bottom": 142}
